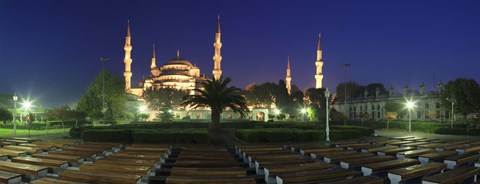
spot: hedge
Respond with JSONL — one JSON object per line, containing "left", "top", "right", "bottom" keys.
{"left": 132, "top": 129, "right": 209, "bottom": 144}
{"left": 81, "top": 129, "right": 133, "bottom": 143}
{"left": 235, "top": 126, "right": 374, "bottom": 143}
{"left": 235, "top": 128, "right": 324, "bottom": 143}
{"left": 467, "top": 129, "right": 480, "bottom": 136}
{"left": 434, "top": 128, "right": 467, "bottom": 135}
{"left": 331, "top": 120, "right": 450, "bottom": 133}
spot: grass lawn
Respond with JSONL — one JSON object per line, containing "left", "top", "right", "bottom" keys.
{"left": 0, "top": 128, "right": 67, "bottom": 138}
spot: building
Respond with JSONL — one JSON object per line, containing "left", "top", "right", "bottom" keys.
{"left": 333, "top": 82, "right": 453, "bottom": 122}
{"left": 123, "top": 17, "right": 222, "bottom": 97}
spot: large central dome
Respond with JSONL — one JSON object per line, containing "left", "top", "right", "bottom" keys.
{"left": 164, "top": 57, "right": 193, "bottom": 67}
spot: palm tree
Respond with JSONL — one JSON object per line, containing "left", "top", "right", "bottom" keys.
{"left": 182, "top": 76, "right": 249, "bottom": 129}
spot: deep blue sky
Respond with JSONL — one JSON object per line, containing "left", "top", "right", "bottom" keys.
{"left": 1, "top": 0, "right": 479, "bottom": 107}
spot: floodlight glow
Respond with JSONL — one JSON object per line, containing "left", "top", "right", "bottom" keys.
{"left": 168, "top": 109, "right": 173, "bottom": 113}
{"left": 301, "top": 108, "right": 307, "bottom": 114}
{"left": 21, "top": 101, "right": 32, "bottom": 111}
{"left": 138, "top": 105, "right": 148, "bottom": 112}
{"left": 274, "top": 109, "right": 281, "bottom": 115}
{"left": 406, "top": 100, "right": 415, "bottom": 110}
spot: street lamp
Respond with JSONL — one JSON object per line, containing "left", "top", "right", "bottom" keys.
{"left": 324, "top": 88, "right": 331, "bottom": 142}
{"left": 100, "top": 57, "right": 109, "bottom": 124}
{"left": 138, "top": 105, "right": 147, "bottom": 122}
{"left": 300, "top": 108, "right": 307, "bottom": 121}
{"left": 342, "top": 63, "right": 350, "bottom": 126}
{"left": 405, "top": 100, "right": 415, "bottom": 132}
{"left": 446, "top": 98, "right": 455, "bottom": 128}
{"left": 12, "top": 94, "right": 17, "bottom": 137}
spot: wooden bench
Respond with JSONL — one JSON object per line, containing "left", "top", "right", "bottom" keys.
{"left": 324, "top": 152, "right": 374, "bottom": 164}
{"left": 0, "top": 149, "right": 27, "bottom": 157}
{"left": 400, "top": 142, "right": 429, "bottom": 148}
{"left": 32, "top": 153, "right": 84, "bottom": 165}
{"left": 456, "top": 145, "right": 480, "bottom": 154}
{"left": 422, "top": 166, "right": 480, "bottom": 184}
{"left": 387, "top": 162, "right": 446, "bottom": 184}
{"left": 30, "top": 177, "right": 89, "bottom": 184}
{"left": 361, "top": 158, "right": 419, "bottom": 176}
{"left": 336, "top": 142, "right": 371, "bottom": 148}
{"left": 390, "top": 136, "right": 415, "bottom": 140}
{"left": 321, "top": 176, "right": 384, "bottom": 184}
{"left": 256, "top": 157, "right": 312, "bottom": 167}
{"left": 0, "top": 170, "right": 22, "bottom": 184}
{"left": 59, "top": 170, "right": 142, "bottom": 184}
{"left": 12, "top": 157, "right": 68, "bottom": 170}
{"left": 265, "top": 162, "right": 331, "bottom": 173}
{"left": 310, "top": 150, "right": 358, "bottom": 160}
{"left": 403, "top": 137, "right": 427, "bottom": 142}
{"left": 4, "top": 139, "right": 29, "bottom": 144}
{"left": 165, "top": 176, "right": 256, "bottom": 184}
{"left": 107, "top": 153, "right": 160, "bottom": 161}
{"left": 170, "top": 167, "right": 246, "bottom": 177}
{"left": 0, "top": 161, "right": 48, "bottom": 178}
{"left": 443, "top": 151, "right": 480, "bottom": 169}
{"left": 377, "top": 146, "right": 416, "bottom": 156}
{"left": 124, "top": 147, "right": 168, "bottom": 152}
{"left": 340, "top": 155, "right": 395, "bottom": 169}
{"left": 170, "top": 159, "right": 242, "bottom": 168}
{"left": 347, "top": 144, "right": 383, "bottom": 151}
{"left": 418, "top": 151, "right": 457, "bottom": 164}
{"left": 396, "top": 148, "right": 435, "bottom": 159}
{"left": 417, "top": 143, "right": 450, "bottom": 150}
{"left": 79, "top": 163, "right": 154, "bottom": 176}
{"left": 96, "top": 158, "right": 158, "bottom": 167}
{"left": 437, "top": 144, "right": 468, "bottom": 151}
{"left": 361, "top": 145, "right": 398, "bottom": 153}
{"left": 3, "top": 145, "right": 44, "bottom": 153}
{"left": 300, "top": 147, "right": 344, "bottom": 155}
{"left": 19, "top": 143, "right": 56, "bottom": 151}
{"left": 275, "top": 168, "right": 356, "bottom": 184}
{"left": 386, "top": 141, "right": 415, "bottom": 146}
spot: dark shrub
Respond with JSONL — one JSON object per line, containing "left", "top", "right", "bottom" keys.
{"left": 81, "top": 129, "right": 132, "bottom": 143}
{"left": 132, "top": 129, "right": 209, "bottom": 144}
{"left": 434, "top": 128, "right": 467, "bottom": 135}
{"left": 467, "top": 129, "right": 480, "bottom": 136}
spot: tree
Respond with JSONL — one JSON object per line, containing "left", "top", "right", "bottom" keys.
{"left": 77, "top": 69, "right": 127, "bottom": 123}
{"left": 143, "top": 88, "right": 188, "bottom": 122}
{"left": 305, "top": 88, "right": 326, "bottom": 121}
{"left": 335, "top": 81, "right": 365, "bottom": 100}
{"left": 0, "top": 106, "right": 13, "bottom": 124}
{"left": 366, "top": 83, "right": 386, "bottom": 97}
{"left": 384, "top": 100, "right": 403, "bottom": 131}
{"left": 441, "top": 78, "right": 480, "bottom": 124}
{"left": 181, "top": 77, "right": 249, "bottom": 129}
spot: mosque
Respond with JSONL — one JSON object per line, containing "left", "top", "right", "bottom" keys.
{"left": 123, "top": 18, "right": 224, "bottom": 97}
{"left": 120, "top": 17, "right": 325, "bottom": 121}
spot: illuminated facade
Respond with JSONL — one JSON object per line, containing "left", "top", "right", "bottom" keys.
{"left": 315, "top": 34, "right": 324, "bottom": 89}
{"left": 285, "top": 57, "right": 291, "bottom": 94}
{"left": 123, "top": 18, "right": 222, "bottom": 97}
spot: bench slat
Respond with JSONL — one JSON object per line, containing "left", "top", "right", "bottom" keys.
{"left": 422, "top": 166, "right": 480, "bottom": 184}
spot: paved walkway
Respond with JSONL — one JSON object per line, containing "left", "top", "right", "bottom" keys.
{"left": 375, "top": 129, "right": 480, "bottom": 141}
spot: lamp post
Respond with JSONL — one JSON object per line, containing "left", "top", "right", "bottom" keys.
{"left": 324, "top": 88, "right": 330, "bottom": 142}
{"left": 406, "top": 100, "right": 415, "bottom": 132}
{"left": 342, "top": 63, "right": 350, "bottom": 126}
{"left": 99, "top": 57, "right": 109, "bottom": 124}
{"left": 447, "top": 98, "right": 455, "bottom": 128}
{"left": 12, "top": 94, "right": 17, "bottom": 137}
{"left": 301, "top": 108, "right": 307, "bottom": 122}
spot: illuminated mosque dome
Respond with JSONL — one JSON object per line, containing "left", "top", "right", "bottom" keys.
{"left": 141, "top": 50, "right": 204, "bottom": 91}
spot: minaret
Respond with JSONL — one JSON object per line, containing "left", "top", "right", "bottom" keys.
{"left": 212, "top": 15, "right": 223, "bottom": 80}
{"left": 150, "top": 44, "right": 156, "bottom": 69}
{"left": 315, "top": 33, "right": 324, "bottom": 89}
{"left": 286, "top": 56, "right": 292, "bottom": 95}
{"left": 123, "top": 20, "right": 133, "bottom": 92}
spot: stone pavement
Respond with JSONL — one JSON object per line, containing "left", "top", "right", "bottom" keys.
{"left": 375, "top": 129, "right": 480, "bottom": 141}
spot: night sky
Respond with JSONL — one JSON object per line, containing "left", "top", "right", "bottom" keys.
{"left": 1, "top": 0, "right": 479, "bottom": 107}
